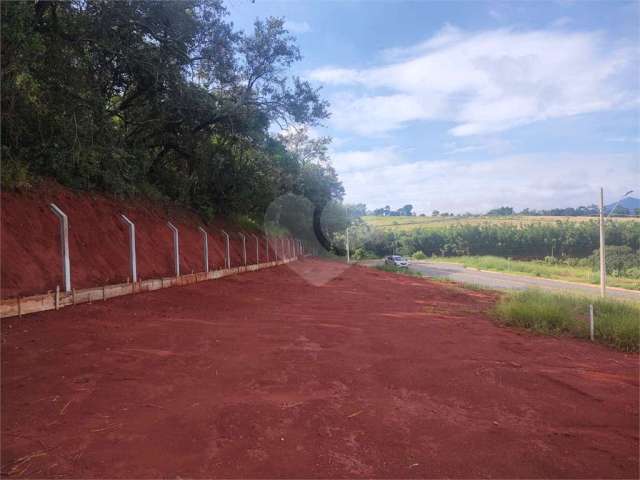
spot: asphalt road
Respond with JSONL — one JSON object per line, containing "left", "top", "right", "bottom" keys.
{"left": 365, "top": 260, "right": 640, "bottom": 301}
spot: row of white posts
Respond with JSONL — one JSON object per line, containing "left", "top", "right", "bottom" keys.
{"left": 48, "top": 203, "right": 304, "bottom": 293}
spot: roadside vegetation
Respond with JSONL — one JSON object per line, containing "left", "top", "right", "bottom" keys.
{"left": 342, "top": 221, "right": 640, "bottom": 289}
{"left": 2, "top": 0, "right": 347, "bottom": 247}
{"left": 375, "top": 264, "right": 423, "bottom": 278}
{"left": 493, "top": 290, "right": 640, "bottom": 352}
{"left": 427, "top": 255, "right": 640, "bottom": 290}
{"left": 363, "top": 214, "right": 638, "bottom": 232}
{"left": 374, "top": 260, "right": 638, "bottom": 352}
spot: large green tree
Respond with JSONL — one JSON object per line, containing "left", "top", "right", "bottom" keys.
{"left": 2, "top": 0, "right": 342, "bottom": 224}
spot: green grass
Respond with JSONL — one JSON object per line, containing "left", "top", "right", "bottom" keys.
{"left": 493, "top": 290, "right": 640, "bottom": 352}
{"left": 362, "top": 215, "right": 636, "bottom": 232}
{"left": 428, "top": 255, "right": 640, "bottom": 291}
{"left": 375, "top": 264, "right": 423, "bottom": 277}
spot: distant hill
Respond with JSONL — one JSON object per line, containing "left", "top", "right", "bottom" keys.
{"left": 605, "top": 197, "right": 640, "bottom": 214}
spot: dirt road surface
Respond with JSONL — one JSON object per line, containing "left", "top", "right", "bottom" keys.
{"left": 360, "top": 259, "right": 640, "bottom": 301}
{"left": 2, "top": 259, "right": 638, "bottom": 478}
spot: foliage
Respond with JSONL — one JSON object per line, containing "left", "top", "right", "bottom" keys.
{"left": 375, "top": 264, "right": 423, "bottom": 277}
{"left": 352, "top": 247, "right": 376, "bottom": 260}
{"left": 370, "top": 204, "right": 415, "bottom": 216}
{"left": 359, "top": 218, "right": 640, "bottom": 259}
{"left": 590, "top": 246, "right": 640, "bottom": 278}
{"left": 487, "top": 206, "right": 514, "bottom": 216}
{"left": 493, "top": 290, "right": 640, "bottom": 352}
{"left": 412, "top": 250, "right": 427, "bottom": 260}
{"left": 1, "top": 0, "right": 343, "bottom": 228}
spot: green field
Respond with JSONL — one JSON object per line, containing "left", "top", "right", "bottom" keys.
{"left": 427, "top": 255, "right": 640, "bottom": 290}
{"left": 363, "top": 215, "right": 638, "bottom": 232}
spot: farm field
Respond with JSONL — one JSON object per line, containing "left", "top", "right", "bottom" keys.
{"left": 1, "top": 259, "right": 638, "bottom": 478}
{"left": 428, "top": 255, "right": 640, "bottom": 291}
{"left": 363, "top": 215, "right": 639, "bottom": 232}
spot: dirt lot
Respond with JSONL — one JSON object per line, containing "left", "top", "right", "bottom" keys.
{"left": 1, "top": 259, "right": 638, "bottom": 478}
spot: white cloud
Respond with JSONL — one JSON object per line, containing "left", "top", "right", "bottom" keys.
{"left": 285, "top": 20, "right": 311, "bottom": 34}
{"left": 309, "top": 26, "right": 636, "bottom": 137}
{"left": 335, "top": 148, "right": 639, "bottom": 213}
{"left": 444, "top": 137, "right": 512, "bottom": 155}
{"left": 332, "top": 146, "right": 403, "bottom": 173}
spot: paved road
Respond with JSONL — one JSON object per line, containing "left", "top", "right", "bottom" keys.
{"left": 365, "top": 260, "right": 640, "bottom": 301}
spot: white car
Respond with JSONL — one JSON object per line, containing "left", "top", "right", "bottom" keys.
{"left": 384, "top": 255, "right": 410, "bottom": 268}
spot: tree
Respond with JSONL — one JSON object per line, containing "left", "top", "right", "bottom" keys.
{"left": 278, "top": 126, "right": 331, "bottom": 165}
{"left": 487, "top": 206, "right": 514, "bottom": 216}
{"left": 432, "top": 210, "right": 440, "bottom": 217}
{"left": 397, "top": 204, "right": 413, "bottom": 216}
{"left": 1, "top": 0, "right": 340, "bottom": 223}
{"left": 345, "top": 203, "right": 367, "bottom": 218}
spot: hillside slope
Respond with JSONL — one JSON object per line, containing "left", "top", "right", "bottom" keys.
{"left": 1, "top": 183, "right": 273, "bottom": 298}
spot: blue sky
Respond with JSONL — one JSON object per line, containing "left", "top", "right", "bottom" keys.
{"left": 227, "top": 0, "right": 639, "bottom": 214}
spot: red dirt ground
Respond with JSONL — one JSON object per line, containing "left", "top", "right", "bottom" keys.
{"left": 1, "top": 184, "right": 278, "bottom": 298}
{"left": 1, "top": 260, "right": 638, "bottom": 478}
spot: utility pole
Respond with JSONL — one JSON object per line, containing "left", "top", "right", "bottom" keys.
{"left": 599, "top": 187, "right": 606, "bottom": 298}
{"left": 346, "top": 227, "right": 350, "bottom": 263}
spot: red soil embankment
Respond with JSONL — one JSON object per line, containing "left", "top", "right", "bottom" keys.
{"left": 1, "top": 183, "right": 273, "bottom": 298}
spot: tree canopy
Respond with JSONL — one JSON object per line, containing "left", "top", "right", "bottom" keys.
{"left": 2, "top": 0, "right": 343, "bottom": 224}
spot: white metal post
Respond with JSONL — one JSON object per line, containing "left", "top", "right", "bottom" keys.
{"left": 120, "top": 214, "right": 137, "bottom": 282}
{"left": 49, "top": 203, "right": 71, "bottom": 292}
{"left": 167, "top": 222, "right": 180, "bottom": 277}
{"left": 198, "top": 227, "right": 209, "bottom": 273}
{"left": 589, "top": 304, "right": 595, "bottom": 341}
{"left": 238, "top": 233, "right": 247, "bottom": 266}
{"left": 252, "top": 234, "right": 259, "bottom": 264}
{"left": 265, "top": 236, "right": 270, "bottom": 262}
{"left": 346, "top": 227, "right": 350, "bottom": 263}
{"left": 281, "top": 237, "right": 286, "bottom": 259}
{"left": 599, "top": 188, "right": 606, "bottom": 298}
{"left": 221, "top": 230, "right": 231, "bottom": 269}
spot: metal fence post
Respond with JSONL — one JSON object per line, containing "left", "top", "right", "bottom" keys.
{"left": 167, "top": 222, "right": 180, "bottom": 277}
{"left": 49, "top": 203, "right": 71, "bottom": 292}
{"left": 120, "top": 214, "right": 137, "bottom": 282}
{"left": 198, "top": 227, "right": 209, "bottom": 273}
{"left": 221, "top": 230, "right": 231, "bottom": 269}
{"left": 238, "top": 233, "right": 247, "bottom": 266}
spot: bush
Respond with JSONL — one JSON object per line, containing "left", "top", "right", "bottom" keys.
{"left": 590, "top": 246, "right": 640, "bottom": 278}
{"left": 494, "top": 290, "right": 640, "bottom": 352}
{"left": 375, "top": 264, "right": 422, "bottom": 277}
{"left": 353, "top": 248, "right": 375, "bottom": 260}
{"left": 412, "top": 250, "right": 427, "bottom": 260}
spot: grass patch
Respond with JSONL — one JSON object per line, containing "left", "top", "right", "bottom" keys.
{"left": 375, "top": 264, "right": 423, "bottom": 277}
{"left": 429, "top": 255, "right": 639, "bottom": 291}
{"left": 493, "top": 290, "right": 640, "bottom": 352}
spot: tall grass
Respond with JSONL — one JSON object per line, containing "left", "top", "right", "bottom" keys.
{"left": 429, "top": 255, "right": 639, "bottom": 290}
{"left": 493, "top": 290, "right": 640, "bottom": 352}
{"left": 375, "top": 264, "right": 423, "bottom": 277}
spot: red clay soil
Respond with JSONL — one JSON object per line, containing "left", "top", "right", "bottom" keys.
{"left": 1, "top": 183, "right": 274, "bottom": 298}
{"left": 1, "top": 260, "right": 638, "bottom": 478}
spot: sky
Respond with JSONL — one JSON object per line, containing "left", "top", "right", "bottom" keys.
{"left": 227, "top": 0, "right": 640, "bottom": 214}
